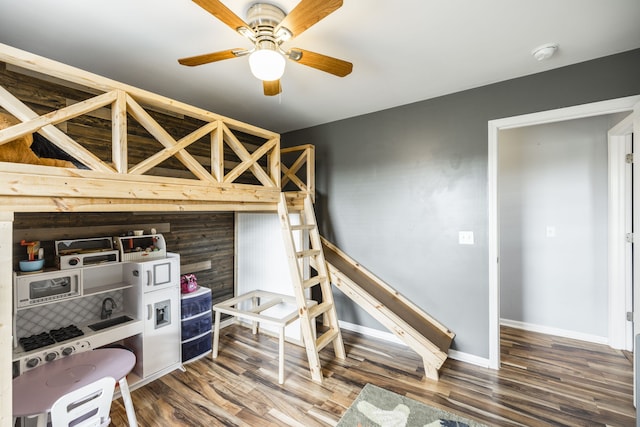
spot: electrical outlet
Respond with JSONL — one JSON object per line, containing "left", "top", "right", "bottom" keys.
{"left": 459, "top": 231, "right": 474, "bottom": 245}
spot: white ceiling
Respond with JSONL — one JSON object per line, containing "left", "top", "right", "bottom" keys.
{"left": 0, "top": 0, "right": 639, "bottom": 133}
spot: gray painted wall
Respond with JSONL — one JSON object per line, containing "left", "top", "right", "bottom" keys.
{"left": 499, "top": 114, "right": 626, "bottom": 337}
{"left": 282, "top": 49, "right": 640, "bottom": 358}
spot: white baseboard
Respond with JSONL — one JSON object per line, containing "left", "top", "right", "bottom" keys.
{"left": 448, "top": 349, "right": 490, "bottom": 368}
{"left": 338, "top": 320, "right": 489, "bottom": 368}
{"left": 223, "top": 318, "right": 492, "bottom": 368}
{"left": 500, "top": 318, "right": 608, "bottom": 345}
{"left": 338, "top": 320, "right": 405, "bottom": 345}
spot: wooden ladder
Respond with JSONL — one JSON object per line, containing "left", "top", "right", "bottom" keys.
{"left": 277, "top": 193, "right": 346, "bottom": 383}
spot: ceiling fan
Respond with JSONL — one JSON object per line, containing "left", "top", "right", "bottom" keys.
{"left": 178, "top": 0, "right": 353, "bottom": 96}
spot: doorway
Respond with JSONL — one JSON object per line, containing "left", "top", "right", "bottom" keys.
{"left": 498, "top": 116, "right": 618, "bottom": 343}
{"left": 487, "top": 95, "right": 640, "bottom": 369}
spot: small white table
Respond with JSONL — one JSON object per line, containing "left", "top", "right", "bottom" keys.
{"left": 13, "top": 348, "right": 138, "bottom": 427}
{"left": 212, "top": 290, "right": 317, "bottom": 384}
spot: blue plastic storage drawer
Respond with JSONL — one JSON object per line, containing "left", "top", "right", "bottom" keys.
{"left": 182, "top": 311, "right": 212, "bottom": 340}
{"left": 182, "top": 332, "right": 212, "bottom": 362}
{"left": 181, "top": 288, "right": 211, "bottom": 319}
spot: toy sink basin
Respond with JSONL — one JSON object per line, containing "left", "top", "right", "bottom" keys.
{"left": 19, "top": 259, "right": 45, "bottom": 272}
{"left": 88, "top": 315, "right": 134, "bottom": 331}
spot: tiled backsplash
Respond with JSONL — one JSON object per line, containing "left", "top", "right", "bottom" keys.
{"left": 15, "top": 290, "right": 124, "bottom": 338}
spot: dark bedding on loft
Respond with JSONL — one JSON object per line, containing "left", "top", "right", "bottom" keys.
{"left": 31, "top": 133, "right": 87, "bottom": 169}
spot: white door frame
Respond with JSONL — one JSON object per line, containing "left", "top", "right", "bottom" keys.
{"left": 487, "top": 95, "right": 640, "bottom": 369}
{"left": 608, "top": 113, "right": 635, "bottom": 350}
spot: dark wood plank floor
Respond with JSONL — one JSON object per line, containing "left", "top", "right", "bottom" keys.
{"left": 109, "top": 325, "right": 635, "bottom": 426}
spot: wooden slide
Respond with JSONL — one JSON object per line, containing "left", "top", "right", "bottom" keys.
{"left": 319, "top": 237, "right": 455, "bottom": 380}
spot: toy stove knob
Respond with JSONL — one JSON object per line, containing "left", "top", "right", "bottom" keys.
{"left": 25, "top": 357, "right": 40, "bottom": 369}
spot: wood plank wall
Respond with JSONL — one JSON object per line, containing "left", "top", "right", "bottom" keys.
{"left": 12, "top": 212, "right": 235, "bottom": 305}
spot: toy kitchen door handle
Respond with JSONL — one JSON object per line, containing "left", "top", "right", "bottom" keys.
{"left": 147, "top": 304, "right": 152, "bottom": 320}
{"left": 146, "top": 270, "right": 153, "bottom": 287}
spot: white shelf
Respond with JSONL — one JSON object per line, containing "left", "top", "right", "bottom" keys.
{"left": 83, "top": 282, "right": 133, "bottom": 296}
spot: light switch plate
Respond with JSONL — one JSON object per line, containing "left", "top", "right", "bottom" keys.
{"left": 459, "top": 231, "right": 474, "bottom": 245}
{"left": 546, "top": 226, "right": 556, "bottom": 238}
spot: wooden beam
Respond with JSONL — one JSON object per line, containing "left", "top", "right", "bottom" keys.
{"left": 180, "top": 260, "right": 212, "bottom": 275}
{"left": 268, "top": 136, "right": 281, "bottom": 189}
{"left": 211, "top": 123, "right": 224, "bottom": 182}
{"left": 12, "top": 222, "right": 171, "bottom": 243}
{"left": 0, "top": 196, "right": 279, "bottom": 213}
{"left": 0, "top": 163, "right": 280, "bottom": 203}
{"left": 112, "top": 90, "right": 128, "bottom": 173}
{"left": 307, "top": 145, "right": 315, "bottom": 201}
{"left": 279, "top": 144, "right": 314, "bottom": 154}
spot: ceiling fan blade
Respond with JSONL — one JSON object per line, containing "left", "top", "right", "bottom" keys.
{"left": 178, "top": 49, "right": 246, "bottom": 67}
{"left": 192, "top": 0, "right": 250, "bottom": 33}
{"left": 263, "top": 80, "right": 282, "bottom": 96}
{"left": 288, "top": 48, "right": 352, "bottom": 77}
{"left": 275, "top": 0, "right": 343, "bottom": 39}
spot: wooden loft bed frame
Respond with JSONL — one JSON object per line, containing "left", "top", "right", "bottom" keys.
{"left": 0, "top": 43, "right": 314, "bottom": 424}
{"left": 0, "top": 45, "right": 453, "bottom": 414}
{"left": 0, "top": 43, "right": 314, "bottom": 213}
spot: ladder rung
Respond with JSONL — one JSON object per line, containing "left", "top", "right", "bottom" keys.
{"left": 308, "top": 301, "right": 333, "bottom": 319}
{"left": 302, "top": 275, "right": 325, "bottom": 289}
{"left": 296, "top": 249, "right": 321, "bottom": 258}
{"left": 315, "top": 328, "right": 340, "bottom": 352}
{"left": 290, "top": 224, "right": 316, "bottom": 231}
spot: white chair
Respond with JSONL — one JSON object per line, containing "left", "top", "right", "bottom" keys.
{"left": 49, "top": 376, "right": 116, "bottom": 427}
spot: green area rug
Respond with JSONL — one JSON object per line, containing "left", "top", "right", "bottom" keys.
{"left": 337, "top": 384, "right": 488, "bottom": 427}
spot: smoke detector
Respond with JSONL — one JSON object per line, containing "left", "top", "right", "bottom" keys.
{"left": 532, "top": 43, "right": 558, "bottom": 61}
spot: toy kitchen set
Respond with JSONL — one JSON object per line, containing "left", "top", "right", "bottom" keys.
{"left": 12, "top": 232, "right": 184, "bottom": 388}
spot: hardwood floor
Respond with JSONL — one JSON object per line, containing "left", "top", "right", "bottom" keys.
{"left": 109, "top": 325, "right": 635, "bottom": 426}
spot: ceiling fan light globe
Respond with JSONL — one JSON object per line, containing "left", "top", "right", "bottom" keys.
{"left": 249, "top": 49, "right": 286, "bottom": 81}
